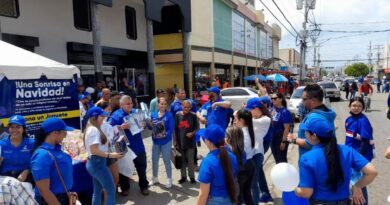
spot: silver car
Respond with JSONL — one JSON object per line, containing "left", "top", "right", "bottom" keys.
{"left": 287, "top": 86, "right": 332, "bottom": 120}
{"left": 318, "top": 81, "right": 341, "bottom": 101}
{"left": 221, "top": 87, "right": 259, "bottom": 111}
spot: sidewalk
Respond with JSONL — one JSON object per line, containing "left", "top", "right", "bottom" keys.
{"left": 119, "top": 127, "right": 300, "bottom": 205}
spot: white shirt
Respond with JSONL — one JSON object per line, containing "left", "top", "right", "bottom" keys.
{"left": 100, "top": 119, "right": 115, "bottom": 141}
{"left": 242, "top": 127, "right": 254, "bottom": 160}
{"left": 252, "top": 116, "right": 271, "bottom": 155}
{"left": 79, "top": 101, "right": 86, "bottom": 119}
{"left": 85, "top": 126, "right": 109, "bottom": 157}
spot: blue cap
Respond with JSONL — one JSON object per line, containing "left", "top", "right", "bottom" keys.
{"left": 83, "top": 91, "right": 91, "bottom": 97}
{"left": 41, "top": 117, "right": 74, "bottom": 134}
{"left": 8, "top": 115, "right": 26, "bottom": 126}
{"left": 299, "top": 116, "right": 333, "bottom": 138}
{"left": 207, "top": 86, "right": 220, "bottom": 95}
{"left": 259, "top": 96, "right": 271, "bottom": 107}
{"left": 245, "top": 98, "right": 263, "bottom": 111}
{"left": 78, "top": 94, "right": 87, "bottom": 101}
{"left": 197, "top": 124, "right": 225, "bottom": 145}
{"left": 86, "top": 106, "right": 109, "bottom": 119}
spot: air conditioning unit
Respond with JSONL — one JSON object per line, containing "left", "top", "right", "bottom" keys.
{"left": 0, "top": 0, "right": 19, "bottom": 18}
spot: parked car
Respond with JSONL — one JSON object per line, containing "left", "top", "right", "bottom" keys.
{"left": 333, "top": 77, "right": 343, "bottom": 88}
{"left": 318, "top": 81, "right": 341, "bottom": 101}
{"left": 287, "top": 86, "right": 332, "bottom": 120}
{"left": 340, "top": 78, "right": 356, "bottom": 91}
{"left": 221, "top": 87, "right": 258, "bottom": 111}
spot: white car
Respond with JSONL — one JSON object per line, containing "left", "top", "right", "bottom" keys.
{"left": 287, "top": 86, "right": 332, "bottom": 120}
{"left": 221, "top": 87, "right": 259, "bottom": 111}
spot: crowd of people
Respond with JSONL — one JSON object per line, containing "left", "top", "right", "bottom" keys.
{"left": 2, "top": 76, "right": 390, "bottom": 205}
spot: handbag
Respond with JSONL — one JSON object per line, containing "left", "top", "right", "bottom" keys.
{"left": 387, "top": 108, "right": 390, "bottom": 120}
{"left": 170, "top": 148, "right": 183, "bottom": 169}
{"left": 45, "top": 150, "right": 79, "bottom": 205}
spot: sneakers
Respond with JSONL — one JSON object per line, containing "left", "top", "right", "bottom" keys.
{"left": 178, "top": 177, "right": 187, "bottom": 184}
{"left": 141, "top": 189, "right": 149, "bottom": 196}
{"left": 149, "top": 177, "right": 159, "bottom": 186}
{"left": 259, "top": 193, "right": 273, "bottom": 203}
{"left": 165, "top": 178, "right": 173, "bottom": 188}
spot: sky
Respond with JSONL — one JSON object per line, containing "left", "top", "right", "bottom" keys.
{"left": 255, "top": 0, "right": 390, "bottom": 70}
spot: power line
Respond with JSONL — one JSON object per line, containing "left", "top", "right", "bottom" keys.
{"left": 321, "top": 58, "right": 370, "bottom": 62}
{"left": 319, "top": 21, "right": 390, "bottom": 25}
{"left": 320, "top": 29, "right": 390, "bottom": 33}
{"left": 256, "top": 0, "right": 298, "bottom": 38}
{"left": 269, "top": 0, "right": 301, "bottom": 37}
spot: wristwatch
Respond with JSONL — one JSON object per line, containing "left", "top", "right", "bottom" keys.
{"left": 291, "top": 138, "right": 297, "bottom": 144}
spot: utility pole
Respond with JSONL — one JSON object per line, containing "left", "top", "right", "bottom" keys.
{"left": 146, "top": 19, "right": 155, "bottom": 96}
{"left": 297, "top": 0, "right": 316, "bottom": 85}
{"left": 367, "top": 41, "right": 372, "bottom": 66}
{"left": 373, "top": 44, "right": 384, "bottom": 76}
{"left": 90, "top": 2, "right": 103, "bottom": 83}
{"left": 0, "top": 17, "right": 2, "bottom": 41}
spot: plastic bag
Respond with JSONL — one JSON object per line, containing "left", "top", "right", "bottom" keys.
{"left": 117, "top": 149, "right": 137, "bottom": 178}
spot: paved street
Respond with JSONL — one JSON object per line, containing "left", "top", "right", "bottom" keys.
{"left": 118, "top": 90, "right": 390, "bottom": 205}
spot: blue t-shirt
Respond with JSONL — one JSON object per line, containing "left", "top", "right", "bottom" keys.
{"left": 170, "top": 99, "right": 197, "bottom": 116}
{"left": 298, "top": 145, "right": 369, "bottom": 201}
{"left": 109, "top": 108, "right": 145, "bottom": 154}
{"left": 198, "top": 99, "right": 230, "bottom": 130}
{"left": 0, "top": 136, "right": 35, "bottom": 174}
{"left": 345, "top": 114, "right": 374, "bottom": 161}
{"left": 31, "top": 143, "right": 73, "bottom": 196}
{"left": 150, "top": 111, "right": 174, "bottom": 145}
{"left": 272, "top": 107, "right": 292, "bottom": 132}
{"left": 198, "top": 149, "right": 238, "bottom": 197}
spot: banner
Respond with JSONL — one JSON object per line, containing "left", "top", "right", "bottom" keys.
{"left": 0, "top": 75, "right": 80, "bottom": 136}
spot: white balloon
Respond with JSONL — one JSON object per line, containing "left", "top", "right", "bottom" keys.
{"left": 270, "top": 163, "right": 299, "bottom": 192}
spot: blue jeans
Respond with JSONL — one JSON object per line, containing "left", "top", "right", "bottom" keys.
{"left": 251, "top": 153, "right": 264, "bottom": 204}
{"left": 152, "top": 140, "right": 172, "bottom": 178}
{"left": 207, "top": 196, "right": 233, "bottom": 205}
{"left": 86, "top": 155, "right": 116, "bottom": 205}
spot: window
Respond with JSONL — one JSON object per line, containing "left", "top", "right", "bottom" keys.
{"left": 125, "top": 6, "right": 137, "bottom": 40}
{"left": 221, "top": 89, "right": 249, "bottom": 96}
{"left": 260, "top": 30, "right": 267, "bottom": 58}
{"left": 232, "top": 12, "right": 245, "bottom": 52}
{"left": 73, "top": 0, "right": 92, "bottom": 31}
{"left": 267, "top": 33, "right": 273, "bottom": 58}
{"left": 0, "top": 0, "right": 20, "bottom": 18}
{"left": 246, "top": 21, "right": 256, "bottom": 56}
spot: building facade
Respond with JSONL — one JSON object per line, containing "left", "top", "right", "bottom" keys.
{"left": 153, "top": 0, "right": 281, "bottom": 98}
{"left": 1, "top": 0, "right": 151, "bottom": 100}
{"left": 279, "top": 48, "right": 301, "bottom": 68}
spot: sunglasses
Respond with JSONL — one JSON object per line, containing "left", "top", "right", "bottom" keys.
{"left": 271, "top": 97, "right": 278, "bottom": 100}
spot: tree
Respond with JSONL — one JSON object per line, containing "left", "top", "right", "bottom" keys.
{"left": 344, "top": 63, "right": 369, "bottom": 77}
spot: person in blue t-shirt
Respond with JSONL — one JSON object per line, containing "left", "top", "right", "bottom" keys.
{"left": 288, "top": 84, "right": 336, "bottom": 158}
{"left": 170, "top": 88, "right": 197, "bottom": 116}
{"left": 295, "top": 116, "right": 377, "bottom": 205}
{"left": 147, "top": 97, "right": 175, "bottom": 188}
{"left": 196, "top": 87, "right": 232, "bottom": 130}
{"left": 109, "top": 95, "right": 149, "bottom": 196}
{"left": 31, "top": 117, "right": 74, "bottom": 205}
{"left": 345, "top": 97, "right": 374, "bottom": 205}
{"left": 270, "top": 93, "right": 292, "bottom": 163}
{"left": 197, "top": 124, "right": 238, "bottom": 205}
{"left": 0, "top": 115, "right": 34, "bottom": 183}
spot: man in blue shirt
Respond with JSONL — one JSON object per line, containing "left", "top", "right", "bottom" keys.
{"left": 109, "top": 95, "right": 149, "bottom": 196}
{"left": 196, "top": 87, "right": 232, "bottom": 130}
{"left": 288, "top": 84, "right": 336, "bottom": 157}
{"left": 170, "top": 88, "right": 197, "bottom": 116}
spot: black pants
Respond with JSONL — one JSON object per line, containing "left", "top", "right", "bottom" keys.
{"left": 310, "top": 198, "right": 351, "bottom": 205}
{"left": 271, "top": 131, "right": 288, "bottom": 163}
{"left": 3, "top": 170, "right": 34, "bottom": 185}
{"left": 237, "top": 159, "right": 255, "bottom": 205}
{"left": 119, "top": 151, "right": 149, "bottom": 192}
{"left": 345, "top": 90, "right": 349, "bottom": 99}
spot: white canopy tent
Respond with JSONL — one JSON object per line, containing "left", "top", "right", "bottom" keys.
{"left": 0, "top": 40, "right": 79, "bottom": 80}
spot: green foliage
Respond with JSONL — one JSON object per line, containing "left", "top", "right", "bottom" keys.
{"left": 344, "top": 63, "right": 370, "bottom": 77}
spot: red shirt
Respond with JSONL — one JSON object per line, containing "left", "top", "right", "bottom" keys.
{"left": 359, "top": 84, "right": 373, "bottom": 95}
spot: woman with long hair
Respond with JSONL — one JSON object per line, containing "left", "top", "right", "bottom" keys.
{"left": 270, "top": 93, "right": 292, "bottom": 163}
{"left": 31, "top": 117, "right": 74, "bottom": 204}
{"left": 197, "top": 124, "right": 238, "bottom": 205}
{"left": 295, "top": 116, "right": 377, "bottom": 205}
{"left": 244, "top": 98, "right": 272, "bottom": 203}
{"left": 0, "top": 115, "right": 34, "bottom": 183}
{"left": 148, "top": 97, "right": 175, "bottom": 188}
{"left": 345, "top": 97, "right": 374, "bottom": 205}
{"left": 84, "top": 107, "right": 124, "bottom": 205}
{"left": 225, "top": 126, "right": 254, "bottom": 205}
